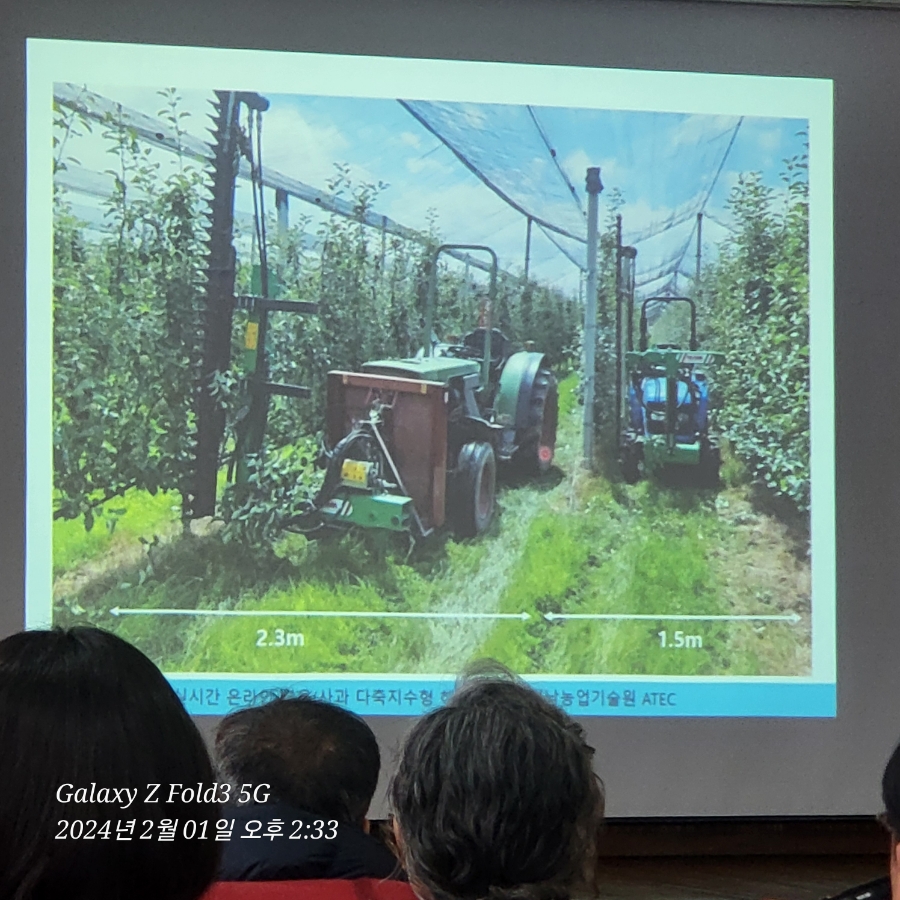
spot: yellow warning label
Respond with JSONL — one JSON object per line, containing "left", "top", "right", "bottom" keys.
{"left": 245, "top": 322, "right": 259, "bottom": 350}
{"left": 341, "top": 459, "right": 369, "bottom": 487}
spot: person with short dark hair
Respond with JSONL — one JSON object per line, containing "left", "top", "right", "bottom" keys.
{"left": 0, "top": 626, "right": 220, "bottom": 900}
{"left": 882, "top": 738, "right": 900, "bottom": 898}
{"left": 389, "top": 662, "right": 605, "bottom": 900}
{"left": 214, "top": 693, "right": 399, "bottom": 881}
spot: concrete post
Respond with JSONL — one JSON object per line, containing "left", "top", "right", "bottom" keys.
{"left": 582, "top": 166, "right": 603, "bottom": 469}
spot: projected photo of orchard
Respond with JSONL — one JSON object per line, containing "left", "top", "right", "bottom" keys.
{"left": 45, "top": 64, "right": 824, "bottom": 694}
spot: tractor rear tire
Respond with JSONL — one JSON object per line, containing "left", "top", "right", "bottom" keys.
{"left": 517, "top": 365, "right": 559, "bottom": 475}
{"left": 453, "top": 441, "right": 497, "bottom": 538}
{"left": 621, "top": 444, "right": 641, "bottom": 484}
{"left": 698, "top": 441, "right": 721, "bottom": 489}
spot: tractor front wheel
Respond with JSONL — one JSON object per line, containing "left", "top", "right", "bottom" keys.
{"left": 453, "top": 441, "right": 497, "bottom": 538}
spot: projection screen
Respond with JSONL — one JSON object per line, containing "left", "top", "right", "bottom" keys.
{"left": 2, "top": 0, "right": 899, "bottom": 817}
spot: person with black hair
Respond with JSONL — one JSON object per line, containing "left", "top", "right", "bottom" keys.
{"left": 389, "top": 661, "right": 605, "bottom": 900}
{"left": 214, "top": 693, "right": 400, "bottom": 882}
{"left": 881, "top": 738, "right": 900, "bottom": 899}
{"left": 0, "top": 626, "right": 220, "bottom": 900}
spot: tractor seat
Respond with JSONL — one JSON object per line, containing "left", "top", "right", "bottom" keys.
{"left": 462, "top": 328, "right": 511, "bottom": 369}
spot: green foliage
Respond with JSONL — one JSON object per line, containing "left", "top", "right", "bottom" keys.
{"left": 53, "top": 104, "right": 579, "bottom": 542}
{"left": 719, "top": 438, "right": 751, "bottom": 490}
{"left": 648, "top": 300, "right": 693, "bottom": 347}
{"left": 700, "top": 145, "right": 810, "bottom": 510}
{"left": 512, "top": 278, "right": 581, "bottom": 368}
{"left": 53, "top": 486, "right": 181, "bottom": 576}
{"left": 219, "top": 443, "right": 321, "bottom": 545}
{"left": 53, "top": 94, "right": 92, "bottom": 176}
{"left": 591, "top": 188, "right": 625, "bottom": 441}
{"left": 557, "top": 372, "right": 579, "bottom": 421}
{"left": 53, "top": 91, "right": 207, "bottom": 528}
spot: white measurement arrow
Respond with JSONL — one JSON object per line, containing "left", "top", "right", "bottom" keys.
{"left": 543, "top": 612, "right": 801, "bottom": 623}
{"left": 110, "top": 607, "right": 531, "bottom": 621}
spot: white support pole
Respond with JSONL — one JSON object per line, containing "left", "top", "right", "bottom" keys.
{"left": 582, "top": 167, "right": 603, "bottom": 469}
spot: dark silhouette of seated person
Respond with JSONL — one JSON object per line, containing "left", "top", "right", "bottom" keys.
{"left": 389, "top": 662, "right": 605, "bottom": 900}
{"left": 461, "top": 327, "right": 512, "bottom": 372}
{"left": 882, "top": 736, "right": 900, "bottom": 899}
{"left": 0, "top": 626, "right": 220, "bottom": 900}
{"left": 215, "top": 694, "right": 399, "bottom": 882}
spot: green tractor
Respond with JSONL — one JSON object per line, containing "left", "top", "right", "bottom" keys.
{"left": 310, "top": 244, "right": 558, "bottom": 539}
{"left": 620, "top": 296, "right": 723, "bottom": 486}
{"left": 190, "top": 94, "right": 556, "bottom": 538}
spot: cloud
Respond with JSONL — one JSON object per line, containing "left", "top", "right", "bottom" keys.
{"left": 756, "top": 128, "right": 783, "bottom": 152}
{"left": 386, "top": 177, "right": 510, "bottom": 235}
{"left": 720, "top": 169, "right": 742, "bottom": 192}
{"left": 260, "top": 104, "right": 362, "bottom": 188}
{"left": 561, "top": 148, "right": 592, "bottom": 183}
{"left": 405, "top": 152, "right": 456, "bottom": 177}
{"left": 561, "top": 148, "right": 615, "bottom": 183}
{"left": 618, "top": 197, "right": 676, "bottom": 237}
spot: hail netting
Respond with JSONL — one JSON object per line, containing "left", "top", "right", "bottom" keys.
{"left": 400, "top": 101, "right": 744, "bottom": 314}
{"left": 400, "top": 100, "right": 588, "bottom": 270}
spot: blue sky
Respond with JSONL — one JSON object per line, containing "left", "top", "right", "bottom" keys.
{"left": 55, "top": 85, "right": 808, "bottom": 296}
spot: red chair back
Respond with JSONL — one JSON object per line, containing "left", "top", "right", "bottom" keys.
{"left": 202, "top": 878, "right": 417, "bottom": 900}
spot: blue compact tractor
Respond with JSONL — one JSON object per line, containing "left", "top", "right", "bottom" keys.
{"left": 620, "top": 297, "right": 722, "bottom": 486}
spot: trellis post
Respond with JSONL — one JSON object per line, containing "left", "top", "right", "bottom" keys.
{"left": 582, "top": 167, "right": 603, "bottom": 470}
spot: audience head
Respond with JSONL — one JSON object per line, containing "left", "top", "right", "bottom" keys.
{"left": 882, "top": 736, "right": 900, "bottom": 893}
{"left": 389, "top": 661, "right": 605, "bottom": 900}
{"left": 884, "top": 740, "right": 900, "bottom": 833}
{"left": 0, "top": 626, "right": 220, "bottom": 900}
{"left": 215, "top": 691, "right": 381, "bottom": 825}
